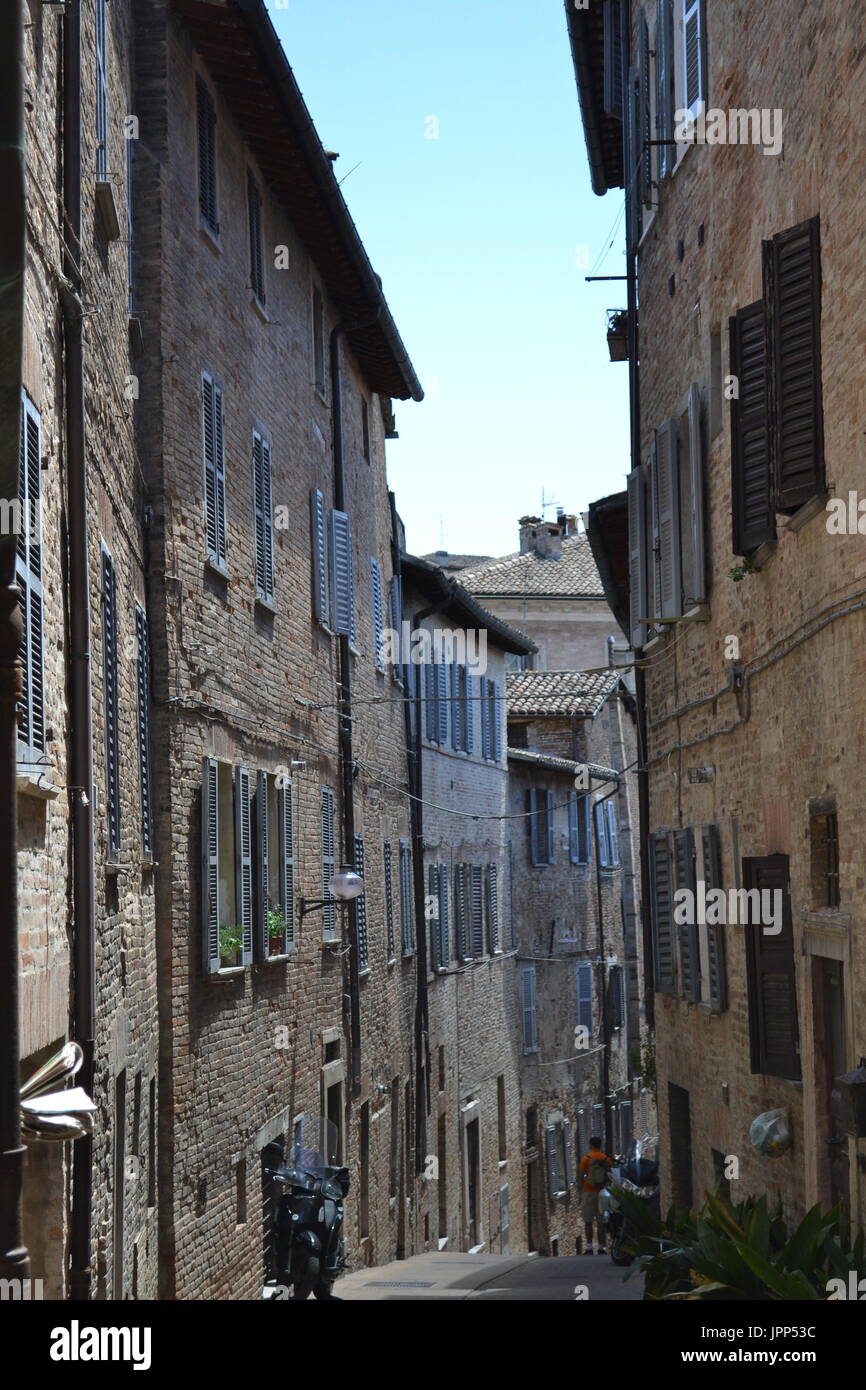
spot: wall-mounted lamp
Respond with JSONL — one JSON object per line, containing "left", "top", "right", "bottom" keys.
{"left": 300, "top": 869, "right": 364, "bottom": 921}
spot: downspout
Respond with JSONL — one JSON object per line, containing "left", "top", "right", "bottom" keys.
{"left": 592, "top": 783, "right": 619, "bottom": 1157}
{"left": 64, "top": 0, "right": 96, "bottom": 1301}
{"left": 0, "top": 0, "right": 29, "bottom": 1287}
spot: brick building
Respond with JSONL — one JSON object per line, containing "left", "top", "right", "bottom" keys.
{"left": 569, "top": 0, "right": 866, "bottom": 1225}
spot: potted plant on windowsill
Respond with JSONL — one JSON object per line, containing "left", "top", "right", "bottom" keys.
{"left": 219, "top": 925, "right": 242, "bottom": 968}
{"left": 606, "top": 309, "right": 629, "bottom": 362}
{"left": 268, "top": 909, "right": 289, "bottom": 956}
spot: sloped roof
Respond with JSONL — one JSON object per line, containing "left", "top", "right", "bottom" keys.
{"left": 564, "top": 0, "right": 625, "bottom": 197}
{"left": 421, "top": 552, "right": 495, "bottom": 573}
{"left": 507, "top": 670, "right": 618, "bottom": 719}
{"left": 401, "top": 554, "right": 536, "bottom": 656}
{"left": 458, "top": 533, "right": 605, "bottom": 599}
{"left": 507, "top": 748, "right": 619, "bottom": 782}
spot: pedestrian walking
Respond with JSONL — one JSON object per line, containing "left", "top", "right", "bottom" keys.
{"left": 579, "top": 1136, "right": 612, "bottom": 1255}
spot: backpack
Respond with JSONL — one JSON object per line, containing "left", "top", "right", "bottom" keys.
{"left": 587, "top": 1157, "right": 609, "bottom": 1188}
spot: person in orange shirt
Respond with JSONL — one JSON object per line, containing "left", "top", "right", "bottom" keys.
{"left": 579, "top": 1137, "right": 612, "bottom": 1255}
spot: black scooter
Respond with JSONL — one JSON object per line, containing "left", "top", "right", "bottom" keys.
{"left": 605, "top": 1147, "right": 660, "bottom": 1266}
{"left": 266, "top": 1114, "right": 350, "bottom": 1301}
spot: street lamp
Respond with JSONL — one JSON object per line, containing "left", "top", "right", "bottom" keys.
{"left": 299, "top": 868, "right": 364, "bottom": 921}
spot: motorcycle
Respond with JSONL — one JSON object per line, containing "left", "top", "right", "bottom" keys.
{"left": 266, "top": 1114, "right": 350, "bottom": 1300}
{"left": 603, "top": 1140, "right": 660, "bottom": 1267}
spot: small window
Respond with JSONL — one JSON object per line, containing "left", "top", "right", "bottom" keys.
{"left": 312, "top": 286, "right": 325, "bottom": 396}
{"left": 528, "top": 789, "right": 554, "bottom": 866}
{"left": 811, "top": 811, "right": 840, "bottom": 909}
{"left": 247, "top": 172, "right": 265, "bottom": 305}
{"left": 196, "top": 77, "right": 218, "bottom": 234}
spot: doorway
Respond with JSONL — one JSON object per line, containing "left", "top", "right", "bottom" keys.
{"left": 465, "top": 1117, "right": 480, "bottom": 1248}
{"left": 812, "top": 957, "right": 849, "bottom": 1213}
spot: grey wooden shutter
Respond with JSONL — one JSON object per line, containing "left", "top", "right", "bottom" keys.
{"left": 621, "top": 1101, "right": 633, "bottom": 1155}
{"left": 521, "top": 966, "right": 537, "bottom": 1052}
{"left": 568, "top": 793, "right": 579, "bottom": 863}
{"left": 234, "top": 767, "right": 253, "bottom": 964}
{"left": 329, "top": 509, "right": 354, "bottom": 636}
{"left": 202, "top": 757, "right": 221, "bottom": 973}
{"left": 545, "top": 790, "right": 555, "bottom": 864}
{"left": 606, "top": 802, "right": 620, "bottom": 865}
{"left": 424, "top": 658, "right": 436, "bottom": 741}
{"left": 255, "top": 770, "right": 269, "bottom": 959}
{"left": 609, "top": 965, "right": 625, "bottom": 1030}
{"left": 438, "top": 863, "right": 450, "bottom": 966}
{"left": 213, "top": 385, "right": 227, "bottom": 566}
{"left": 638, "top": 9, "right": 652, "bottom": 206}
{"left": 730, "top": 301, "right": 775, "bottom": 554}
{"left": 563, "top": 1123, "right": 575, "bottom": 1188}
{"left": 428, "top": 864, "right": 441, "bottom": 970}
{"left": 683, "top": 0, "right": 706, "bottom": 114}
{"left": 101, "top": 546, "right": 121, "bottom": 858}
{"left": 202, "top": 374, "right": 226, "bottom": 568}
{"left": 577, "top": 961, "right": 593, "bottom": 1035}
{"left": 17, "top": 396, "right": 45, "bottom": 754}
{"left": 627, "top": 466, "right": 648, "bottom": 648}
{"left": 399, "top": 839, "right": 414, "bottom": 955}
{"left": 594, "top": 800, "right": 609, "bottom": 867}
{"left": 701, "top": 824, "right": 727, "bottom": 1012}
{"left": 95, "top": 0, "right": 108, "bottom": 180}
{"left": 321, "top": 787, "right": 336, "bottom": 940}
{"left": 655, "top": 0, "right": 674, "bottom": 179}
{"left": 655, "top": 418, "right": 682, "bottom": 619}
{"left": 470, "top": 864, "right": 484, "bottom": 957}
{"left": 602, "top": 0, "right": 623, "bottom": 119}
{"left": 646, "top": 446, "right": 659, "bottom": 624}
{"left": 486, "top": 864, "right": 500, "bottom": 953}
{"left": 277, "top": 780, "right": 295, "bottom": 949}
{"left": 310, "top": 488, "right": 329, "bottom": 622}
{"left": 546, "top": 1125, "right": 566, "bottom": 1198}
{"left": 591, "top": 1104, "right": 605, "bottom": 1142}
{"left": 464, "top": 668, "right": 474, "bottom": 753}
{"left": 581, "top": 794, "right": 591, "bottom": 863}
{"left": 370, "top": 558, "right": 385, "bottom": 669}
{"left": 480, "top": 676, "right": 491, "bottom": 759}
{"left": 491, "top": 680, "right": 501, "bottom": 762}
{"left": 744, "top": 856, "right": 800, "bottom": 1080}
{"left": 451, "top": 663, "right": 462, "bottom": 750}
{"left": 455, "top": 864, "right": 468, "bottom": 962}
{"left": 650, "top": 830, "right": 677, "bottom": 994}
{"left": 764, "top": 217, "right": 824, "bottom": 512}
{"left": 624, "top": 65, "right": 640, "bottom": 254}
{"left": 436, "top": 661, "right": 449, "bottom": 744}
{"left": 353, "top": 834, "right": 368, "bottom": 972}
{"left": 196, "top": 77, "right": 218, "bottom": 232}
{"left": 577, "top": 1109, "right": 589, "bottom": 1159}
{"left": 253, "top": 431, "right": 275, "bottom": 602}
{"left": 527, "top": 789, "right": 540, "bottom": 865}
{"left": 383, "top": 839, "right": 395, "bottom": 961}
{"left": 684, "top": 383, "right": 707, "bottom": 606}
{"left": 135, "top": 604, "right": 153, "bottom": 857}
{"left": 674, "top": 827, "right": 699, "bottom": 1002}
{"left": 389, "top": 574, "right": 404, "bottom": 682}
{"left": 247, "top": 171, "right": 265, "bottom": 304}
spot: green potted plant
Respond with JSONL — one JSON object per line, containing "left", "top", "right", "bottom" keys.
{"left": 606, "top": 308, "right": 629, "bottom": 362}
{"left": 219, "top": 925, "right": 242, "bottom": 967}
{"left": 268, "top": 909, "right": 288, "bottom": 956}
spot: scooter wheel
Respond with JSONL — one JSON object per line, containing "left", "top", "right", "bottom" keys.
{"left": 313, "top": 1283, "right": 341, "bottom": 1301}
{"left": 291, "top": 1254, "right": 320, "bottom": 1300}
{"left": 610, "top": 1240, "right": 632, "bottom": 1267}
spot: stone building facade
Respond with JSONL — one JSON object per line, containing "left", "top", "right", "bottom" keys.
{"left": 570, "top": 0, "right": 866, "bottom": 1226}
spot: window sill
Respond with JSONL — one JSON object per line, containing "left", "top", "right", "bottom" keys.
{"left": 314, "top": 388, "right": 328, "bottom": 407}
{"left": 205, "top": 556, "right": 230, "bottom": 582}
{"left": 255, "top": 594, "right": 277, "bottom": 615}
{"left": 784, "top": 492, "right": 829, "bottom": 533}
{"left": 251, "top": 294, "right": 269, "bottom": 323}
{"left": 105, "top": 860, "right": 131, "bottom": 876}
{"left": 16, "top": 767, "right": 61, "bottom": 800}
{"left": 799, "top": 908, "right": 850, "bottom": 929}
{"left": 257, "top": 952, "right": 293, "bottom": 965}
{"left": 359, "top": 966, "right": 371, "bottom": 980}
{"left": 198, "top": 220, "right": 221, "bottom": 254}
{"left": 752, "top": 539, "right": 777, "bottom": 568}
{"left": 207, "top": 965, "right": 245, "bottom": 981}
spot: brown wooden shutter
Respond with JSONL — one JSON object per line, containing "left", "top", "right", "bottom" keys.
{"left": 649, "top": 831, "right": 677, "bottom": 994}
{"left": 627, "top": 466, "right": 648, "bottom": 648}
{"left": 763, "top": 217, "right": 824, "bottom": 512}
{"left": 701, "top": 824, "right": 727, "bottom": 1012}
{"left": 674, "top": 828, "right": 699, "bottom": 1003}
{"left": 730, "top": 301, "right": 775, "bottom": 554}
{"left": 744, "top": 855, "right": 800, "bottom": 1080}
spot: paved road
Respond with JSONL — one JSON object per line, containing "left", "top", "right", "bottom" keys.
{"left": 333, "top": 1251, "right": 643, "bottom": 1301}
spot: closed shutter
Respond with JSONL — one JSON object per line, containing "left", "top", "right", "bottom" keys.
{"left": 685, "top": 383, "right": 707, "bottom": 606}
{"left": 655, "top": 418, "right": 681, "bottom": 619}
{"left": 527, "top": 789, "right": 539, "bottom": 865}
{"left": 563, "top": 1123, "right": 575, "bottom": 1189}
{"left": 424, "top": 658, "right": 437, "bottom": 741}
{"left": 602, "top": 0, "right": 623, "bottom": 120}
{"left": 545, "top": 790, "right": 555, "bottom": 864}
{"left": 310, "top": 488, "right": 329, "bottom": 622}
{"left": 610, "top": 965, "right": 625, "bottom": 1030}
{"left": 674, "top": 827, "right": 699, "bottom": 1002}
{"left": 655, "top": 0, "right": 674, "bottom": 179}
{"left": 464, "top": 668, "right": 474, "bottom": 752}
{"left": 764, "top": 217, "right": 824, "bottom": 511}
{"left": 646, "top": 445, "right": 659, "bottom": 624}
{"left": 624, "top": 66, "right": 641, "bottom": 254}
{"left": 196, "top": 77, "right": 218, "bottom": 232}
{"left": 591, "top": 1104, "right": 605, "bottom": 1145}
{"left": 611, "top": 1105, "right": 621, "bottom": 1158}
{"left": 594, "top": 800, "right": 609, "bottom": 867}
{"left": 578, "top": 794, "right": 591, "bottom": 864}
{"left": 428, "top": 864, "right": 441, "bottom": 970}
{"left": 383, "top": 840, "right": 395, "bottom": 961}
{"left": 454, "top": 865, "right": 468, "bottom": 962}
{"left": 399, "top": 839, "right": 413, "bottom": 955}
{"left": 438, "top": 863, "right": 450, "bottom": 966}
{"left": 247, "top": 171, "right": 265, "bottom": 304}
{"left": 389, "top": 574, "right": 403, "bottom": 681}
{"left": 638, "top": 9, "right": 652, "bottom": 206}
{"left": 16, "top": 396, "right": 45, "bottom": 755}
{"left": 135, "top": 604, "right": 153, "bottom": 857}
{"left": 277, "top": 781, "right": 295, "bottom": 949}
{"left": 370, "top": 558, "right": 385, "bottom": 670}
{"left": 354, "top": 834, "right": 368, "bottom": 972}
{"left": 436, "top": 661, "right": 449, "bottom": 744}
{"left": 202, "top": 374, "right": 227, "bottom": 568}
{"left": 568, "top": 792, "right": 579, "bottom": 863}
{"left": 255, "top": 771, "right": 269, "bottom": 959}
{"left": 577, "top": 1109, "right": 589, "bottom": 1160}
{"left": 252, "top": 431, "right": 275, "bottom": 601}
{"left": 499, "top": 1185, "right": 511, "bottom": 1255}
{"left": 450, "top": 663, "right": 463, "bottom": 750}
{"left": 486, "top": 864, "right": 500, "bottom": 953}
{"left": 731, "top": 301, "right": 774, "bottom": 554}
{"left": 321, "top": 788, "right": 336, "bottom": 940}
{"left": 469, "top": 864, "right": 484, "bottom": 958}
{"left": 101, "top": 546, "right": 121, "bottom": 858}
{"left": 202, "top": 757, "right": 220, "bottom": 973}
{"left": 621, "top": 1101, "right": 633, "bottom": 1155}
{"left": 235, "top": 767, "right": 253, "bottom": 964}
{"left": 627, "top": 466, "right": 648, "bottom": 648}
{"left": 521, "top": 965, "right": 537, "bottom": 1052}
{"left": 480, "top": 676, "right": 491, "bottom": 759}
{"left": 329, "top": 509, "right": 354, "bottom": 637}
{"left": 490, "top": 680, "right": 501, "bottom": 762}
{"left": 606, "top": 802, "right": 620, "bottom": 865}
{"left": 702, "top": 824, "right": 726, "bottom": 1011}
{"left": 546, "top": 1125, "right": 565, "bottom": 1198}
{"left": 683, "top": 0, "right": 706, "bottom": 116}
{"left": 650, "top": 830, "right": 677, "bottom": 994}
{"left": 577, "top": 961, "right": 593, "bottom": 1036}
{"left": 744, "top": 856, "right": 800, "bottom": 1080}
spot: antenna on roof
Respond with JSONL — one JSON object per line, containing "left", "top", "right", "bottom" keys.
{"left": 540, "top": 488, "right": 559, "bottom": 520}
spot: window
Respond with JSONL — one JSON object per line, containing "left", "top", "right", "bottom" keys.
{"left": 361, "top": 399, "right": 370, "bottom": 463}
{"left": 607, "top": 802, "right": 620, "bottom": 865}
{"left": 481, "top": 678, "right": 501, "bottom": 761}
{"left": 312, "top": 287, "right": 325, "bottom": 396}
{"left": 811, "top": 810, "right": 840, "bottom": 909}
{"left": 16, "top": 394, "right": 45, "bottom": 759}
{"left": 680, "top": 0, "right": 707, "bottom": 120}
{"left": 521, "top": 965, "right": 538, "bottom": 1053}
{"left": 247, "top": 172, "right": 265, "bottom": 305}
{"left": 96, "top": 0, "right": 108, "bottom": 181}
{"left": 609, "top": 965, "right": 625, "bottom": 1031}
{"left": 252, "top": 430, "right": 274, "bottom": 603}
{"left": 370, "top": 559, "right": 385, "bottom": 670}
{"left": 528, "top": 788, "right": 554, "bottom": 866}
{"left": 655, "top": 0, "right": 675, "bottom": 180}
{"left": 620, "top": 1101, "right": 633, "bottom": 1156}
{"left": 202, "top": 373, "right": 227, "bottom": 569}
{"left": 428, "top": 863, "right": 450, "bottom": 970}
{"left": 485, "top": 864, "right": 500, "bottom": 954}
{"left": 203, "top": 763, "right": 280, "bottom": 970}
{"left": 596, "top": 799, "right": 619, "bottom": 869}
{"left": 744, "top": 855, "right": 800, "bottom": 1080}
{"left": 353, "top": 834, "right": 368, "bottom": 972}
{"left": 328, "top": 510, "right": 354, "bottom": 638}
{"left": 196, "top": 77, "right": 218, "bottom": 234}
{"left": 399, "top": 839, "right": 413, "bottom": 956}
{"left": 135, "top": 604, "right": 154, "bottom": 858}
{"left": 469, "top": 864, "right": 484, "bottom": 958}
{"left": 576, "top": 962, "right": 593, "bottom": 1038}
{"left": 101, "top": 546, "right": 121, "bottom": 860}
{"left": 383, "top": 839, "right": 396, "bottom": 962}
{"left": 569, "top": 792, "right": 591, "bottom": 864}
{"left": 321, "top": 787, "right": 336, "bottom": 941}
{"left": 699, "top": 824, "right": 727, "bottom": 1010}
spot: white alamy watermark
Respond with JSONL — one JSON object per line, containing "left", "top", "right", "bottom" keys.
{"left": 380, "top": 623, "right": 488, "bottom": 675}
{"left": 0, "top": 496, "right": 43, "bottom": 543}
{"left": 675, "top": 102, "right": 783, "bottom": 156}
{"left": 826, "top": 492, "right": 866, "bottom": 534}
{"left": 0, "top": 1277, "right": 43, "bottom": 1299}
{"left": 674, "top": 881, "right": 783, "bottom": 935}
{"left": 50, "top": 1321, "right": 151, "bottom": 1371}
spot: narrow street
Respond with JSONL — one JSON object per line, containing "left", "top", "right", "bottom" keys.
{"left": 334, "top": 1252, "right": 643, "bottom": 1302}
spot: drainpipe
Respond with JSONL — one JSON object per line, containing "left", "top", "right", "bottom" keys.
{"left": 592, "top": 783, "right": 620, "bottom": 1157}
{"left": 64, "top": 0, "right": 96, "bottom": 1302}
{"left": 0, "top": 0, "right": 29, "bottom": 1288}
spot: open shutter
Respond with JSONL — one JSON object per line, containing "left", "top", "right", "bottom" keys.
{"left": 624, "top": 66, "right": 641, "bottom": 254}
{"left": 627, "top": 466, "right": 648, "bottom": 648}
{"left": 255, "top": 771, "right": 269, "bottom": 959}
{"left": 135, "top": 604, "right": 153, "bottom": 857}
{"left": 731, "top": 302, "right": 775, "bottom": 554}
{"left": 764, "top": 218, "right": 824, "bottom": 511}
{"left": 655, "top": 0, "right": 674, "bottom": 179}
{"left": 101, "top": 546, "right": 121, "bottom": 858}
{"left": 310, "top": 488, "right": 329, "bottom": 622}
{"left": 329, "top": 509, "right": 354, "bottom": 636}
{"left": 591, "top": 1104, "right": 605, "bottom": 1145}
{"left": 546, "top": 1126, "right": 565, "bottom": 1198}
{"left": 354, "top": 834, "right": 368, "bottom": 972}
{"left": 450, "top": 663, "right": 462, "bottom": 750}
{"left": 389, "top": 574, "right": 404, "bottom": 681}
{"left": 606, "top": 802, "right": 620, "bottom": 865}
{"left": 438, "top": 864, "right": 450, "bottom": 966}
{"left": 685, "top": 383, "right": 707, "bottom": 606}
{"left": 702, "top": 824, "right": 727, "bottom": 1011}
{"left": 470, "top": 864, "right": 484, "bottom": 958}
{"left": 577, "top": 1110, "right": 589, "bottom": 1160}
{"left": 455, "top": 864, "right": 468, "bottom": 962}
{"left": 252, "top": 432, "right": 275, "bottom": 601}
{"left": 745, "top": 856, "right": 800, "bottom": 1080}
{"left": 400, "top": 840, "right": 413, "bottom": 955}
{"left": 424, "top": 658, "right": 437, "bottom": 741}
{"left": 196, "top": 77, "right": 218, "bottom": 232}
{"left": 655, "top": 418, "right": 681, "bottom": 619}
{"left": 674, "top": 828, "right": 699, "bottom": 1002}
{"left": 277, "top": 780, "right": 295, "bottom": 949}
{"left": 428, "top": 864, "right": 441, "bottom": 970}
{"left": 436, "top": 661, "right": 449, "bottom": 745}
{"left": 491, "top": 680, "right": 501, "bottom": 762}
{"left": 621, "top": 1101, "right": 633, "bottom": 1154}
{"left": 577, "top": 961, "right": 593, "bottom": 1036}
{"left": 213, "top": 385, "right": 227, "bottom": 566}
{"left": 594, "top": 800, "right": 609, "bottom": 868}
{"left": 568, "top": 793, "right": 579, "bottom": 863}
{"left": 248, "top": 172, "right": 265, "bottom": 304}
{"left": 202, "top": 758, "right": 220, "bottom": 973}
{"left": 321, "top": 787, "right": 336, "bottom": 940}
{"left": 202, "top": 375, "right": 217, "bottom": 559}
{"left": 527, "top": 789, "right": 539, "bottom": 865}
{"left": 464, "top": 669, "right": 474, "bottom": 752}
{"left": 17, "top": 396, "right": 45, "bottom": 754}
{"left": 383, "top": 840, "right": 395, "bottom": 961}
{"left": 486, "top": 864, "right": 500, "bottom": 953}
{"left": 235, "top": 768, "right": 253, "bottom": 964}
{"left": 95, "top": 0, "right": 108, "bottom": 180}
{"left": 521, "top": 966, "right": 537, "bottom": 1052}
{"left": 638, "top": 9, "right": 652, "bottom": 206}
{"left": 370, "top": 558, "right": 385, "bottom": 669}
{"left": 650, "top": 830, "right": 677, "bottom": 994}
{"left": 480, "top": 677, "right": 491, "bottom": 759}
{"left": 545, "top": 791, "right": 555, "bottom": 864}
{"left": 563, "top": 1123, "right": 575, "bottom": 1188}
{"left": 683, "top": 0, "right": 706, "bottom": 116}
{"left": 602, "top": 0, "right": 623, "bottom": 119}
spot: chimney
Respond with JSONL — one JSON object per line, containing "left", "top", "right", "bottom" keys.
{"left": 518, "top": 515, "right": 562, "bottom": 559}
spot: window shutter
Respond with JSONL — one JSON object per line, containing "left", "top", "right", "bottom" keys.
{"left": 527, "top": 789, "right": 539, "bottom": 865}
{"left": 310, "top": 488, "right": 329, "bottom": 622}
{"left": 730, "top": 301, "right": 775, "bottom": 554}
{"left": 646, "top": 445, "right": 659, "bottom": 624}
{"left": 370, "top": 558, "right": 385, "bottom": 669}
{"left": 438, "top": 863, "right": 450, "bottom": 966}
{"left": 621, "top": 1101, "right": 633, "bottom": 1156}
{"left": 563, "top": 1123, "right": 575, "bottom": 1188}
{"left": 611, "top": 1105, "right": 621, "bottom": 1158}
{"left": 577, "top": 961, "right": 593, "bottom": 1036}
{"left": 650, "top": 830, "right": 677, "bottom": 993}
{"left": 579, "top": 794, "right": 591, "bottom": 864}
{"left": 234, "top": 767, "right": 253, "bottom": 964}
{"left": 683, "top": 0, "right": 706, "bottom": 115}
{"left": 470, "top": 864, "right": 484, "bottom": 958}
{"left": 388, "top": 574, "right": 403, "bottom": 681}
{"left": 321, "top": 787, "right": 336, "bottom": 941}
{"left": 399, "top": 839, "right": 414, "bottom": 955}
{"left": 624, "top": 67, "right": 642, "bottom": 254}
{"left": 101, "top": 546, "right": 121, "bottom": 858}
{"left": 602, "top": 0, "right": 623, "bottom": 120}
{"left": 202, "top": 757, "right": 220, "bottom": 973}
{"left": 455, "top": 864, "right": 468, "bottom": 963}
{"left": 594, "top": 800, "right": 609, "bottom": 868}
{"left": 277, "top": 780, "right": 295, "bottom": 949}
{"left": 609, "top": 965, "right": 625, "bottom": 1030}
{"left": 135, "top": 604, "right": 154, "bottom": 857}
{"left": 546, "top": 1125, "right": 565, "bottom": 1198}
{"left": 655, "top": 0, "right": 674, "bottom": 179}
{"left": 329, "top": 509, "right": 354, "bottom": 637}
{"left": 521, "top": 966, "right": 537, "bottom": 1052}
{"left": 638, "top": 9, "right": 652, "bottom": 206}
{"left": 17, "top": 396, "right": 45, "bottom": 754}
{"left": 545, "top": 790, "right": 555, "bottom": 864}
{"left": 196, "top": 77, "right": 217, "bottom": 233}
{"left": 764, "top": 217, "right": 824, "bottom": 511}
{"left": 674, "top": 827, "right": 699, "bottom": 1003}
{"left": 480, "top": 676, "right": 491, "bottom": 759}
{"left": 354, "top": 834, "right": 368, "bottom": 972}
{"left": 568, "top": 793, "right": 579, "bottom": 863}
{"left": 436, "top": 660, "right": 449, "bottom": 745}
{"left": 606, "top": 802, "right": 620, "bottom": 866}
{"left": 252, "top": 431, "right": 275, "bottom": 601}
{"left": 655, "top": 418, "right": 682, "bottom": 619}
{"left": 626, "top": 466, "right": 648, "bottom": 648}
{"left": 247, "top": 171, "right": 264, "bottom": 304}
{"left": 428, "top": 864, "right": 440, "bottom": 970}
{"left": 463, "top": 668, "right": 474, "bottom": 753}
{"left": 685, "top": 382, "right": 707, "bottom": 606}
{"left": 491, "top": 680, "right": 501, "bottom": 762}
{"left": 591, "top": 1104, "right": 605, "bottom": 1143}
{"left": 486, "top": 864, "right": 500, "bottom": 953}
{"left": 424, "top": 658, "right": 436, "bottom": 741}
{"left": 451, "top": 663, "right": 463, "bottom": 751}
{"left": 745, "top": 856, "right": 800, "bottom": 1080}
{"left": 202, "top": 374, "right": 226, "bottom": 568}
{"left": 577, "top": 1109, "right": 589, "bottom": 1159}
{"left": 701, "top": 824, "right": 726, "bottom": 1011}
{"left": 255, "top": 770, "right": 269, "bottom": 960}
{"left": 383, "top": 839, "right": 395, "bottom": 961}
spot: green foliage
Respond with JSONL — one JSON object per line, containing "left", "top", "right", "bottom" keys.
{"left": 729, "top": 554, "right": 762, "bottom": 582}
{"left": 219, "top": 925, "right": 241, "bottom": 961}
{"left": 639, "top": 1037, "right": 656, "bottom": 1102}
{"left": 267, "top": 909, "right": 289, "bottom": 940}
{"left": 615, "top": 1188, "right": 866, "bottom": 1301}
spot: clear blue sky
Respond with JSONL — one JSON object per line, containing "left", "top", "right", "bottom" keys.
{"left": 269, "top": 0, "right": 630, "bottom": 559}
